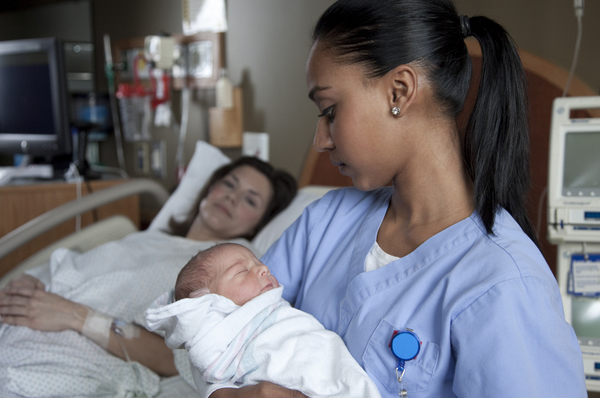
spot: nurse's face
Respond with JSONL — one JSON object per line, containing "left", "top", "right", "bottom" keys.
{"left": 208, "top": 244, "right": 279, "bottom": 306}
{"left": 198, "top": 165, "right": 273, "bottom": 240}
{"left": 306, "top": 41, "right": 402, "bottom": 191}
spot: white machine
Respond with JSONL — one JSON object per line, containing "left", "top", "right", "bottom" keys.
{"left": 548, "top": 96, "right": 600, "bottom": 391}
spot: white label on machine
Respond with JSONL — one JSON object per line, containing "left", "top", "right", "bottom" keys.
{"left": 570, "top": 255, "right": 600, "bottom": 296}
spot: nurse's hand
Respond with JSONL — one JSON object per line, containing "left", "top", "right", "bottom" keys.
{"left": 211, "top": 382, "right": 308, "bottom": 398}
{"left": 0, "top": 274, "right": 84, "bottom": 333}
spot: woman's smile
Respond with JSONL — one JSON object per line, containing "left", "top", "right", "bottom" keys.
{"left": 214, "top": 202, "right": 232, "bottom": 217}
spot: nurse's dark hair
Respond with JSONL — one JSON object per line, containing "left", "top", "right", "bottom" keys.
{"left": 168, "top": 157, "right": 297, "bottom": 240}
{"left": 313, "top": 0, "right": 537, "bottom": 244}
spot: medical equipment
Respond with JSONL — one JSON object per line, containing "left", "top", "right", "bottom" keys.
{"left": 547, "top": 95, "right": 600, "bottom": 391}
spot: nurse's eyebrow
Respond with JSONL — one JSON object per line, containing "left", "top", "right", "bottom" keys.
{"left": 308, "top": 85, "right": 331, "bottom": 102}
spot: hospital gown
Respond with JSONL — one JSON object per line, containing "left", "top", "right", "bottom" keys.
{"left": 262, "top": 186, "right": 587, "bottom": 397}
{"left": 0, "top": 230, "right": 256, "bottom": 398}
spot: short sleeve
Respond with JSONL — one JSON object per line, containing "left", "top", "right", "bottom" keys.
{"left": 261, "top": 194, "right": 330, "bottom": 304}
{"left": 451, "top": 276, "right": 586, "bottom": 397}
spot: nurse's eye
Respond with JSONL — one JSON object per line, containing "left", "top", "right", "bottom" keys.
{"left": 318, "top": 105, "right": 335, "bottom": 122}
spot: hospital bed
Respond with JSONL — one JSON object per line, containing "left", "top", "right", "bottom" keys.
{"left": 0, "top": 141, "right": 336, "bottom": 397}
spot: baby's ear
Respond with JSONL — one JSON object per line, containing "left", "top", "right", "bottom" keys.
{"left": 189, "top": 287, "right": 211, "bottom": 298}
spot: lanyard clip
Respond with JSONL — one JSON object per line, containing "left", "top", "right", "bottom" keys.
{"left": 390, "top": 329, "right": 421, "bottom": 397}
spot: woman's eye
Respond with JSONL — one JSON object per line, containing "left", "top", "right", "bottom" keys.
{"left": 245, "top": 197, "right": 257, "bottom": 207}
{"left": 317, "top": 105, "right": 335, "bottom": 122}
{"left": 222, "top": 179, "right": 234, "bottom": 188}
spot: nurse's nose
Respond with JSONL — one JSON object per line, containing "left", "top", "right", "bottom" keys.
{"left": 313, "top": 117, "right": 334, "bottom": 152}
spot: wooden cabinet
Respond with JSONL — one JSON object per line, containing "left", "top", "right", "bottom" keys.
{"left": 0, "top": 179, "right": 140, "bottom": 279}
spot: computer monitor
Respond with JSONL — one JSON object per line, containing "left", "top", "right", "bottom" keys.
{"left": 0, "top": 37, "right": 71, "bottom": 160}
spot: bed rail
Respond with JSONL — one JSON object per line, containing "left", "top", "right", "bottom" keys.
{"left": 0, "top": 179, "right": 170, "bottom": 262}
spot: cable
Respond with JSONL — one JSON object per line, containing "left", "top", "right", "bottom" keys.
{"left": 175, "top": 87, "right": 190, "bottom": 181}
{"left": 103, "top": 34, "right": 127, "bottom": 172}
{"left": 64, "top": 163, "right": 83, "bottom": 232}
{"left": 562, "top": 0, "right": 584, "bottom": 97}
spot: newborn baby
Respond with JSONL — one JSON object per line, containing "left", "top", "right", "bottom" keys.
{"left": 146, "top": 243, "right": 381, "bottom": 398}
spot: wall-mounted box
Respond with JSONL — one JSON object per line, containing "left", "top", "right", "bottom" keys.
{"left": 209, "top": 87, "right": 243, "bottom": 148}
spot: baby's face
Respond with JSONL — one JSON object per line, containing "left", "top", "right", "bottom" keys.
{"left": 208, "top": 245, "right": 279, "bottom": 306}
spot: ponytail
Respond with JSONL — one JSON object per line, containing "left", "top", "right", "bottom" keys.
{"left": 465, "top": 17, "right": 538, "bottom": 244}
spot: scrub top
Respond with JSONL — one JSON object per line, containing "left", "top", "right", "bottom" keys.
{"left": 261, "top": 187, "right": 586, "bottom": 397}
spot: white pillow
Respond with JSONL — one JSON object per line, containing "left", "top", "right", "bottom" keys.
{"left": 148, "top": 141, "right": 231, "bottom": 232}
{"left": 147, "top": 139, "right": 336, "bottom": 253}
{"left": 252, "top": 185, "right": 336, "bottom": 254}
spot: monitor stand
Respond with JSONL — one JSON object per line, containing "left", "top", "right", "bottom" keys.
{"left": 69, "top": 121, "right": 102, "bottom": 180}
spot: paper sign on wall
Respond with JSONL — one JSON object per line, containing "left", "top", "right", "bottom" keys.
{"left": 182, "top": 0, "right": 228, "bottom": 34}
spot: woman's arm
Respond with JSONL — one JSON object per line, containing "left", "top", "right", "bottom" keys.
{"left": 210, "top": 382, "right": 307, "bottom": 398}
{"left": 0, "top": 274, "right": 177, "bottom": 376}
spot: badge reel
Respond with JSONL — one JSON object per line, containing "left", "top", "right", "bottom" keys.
{"left": 390, "top": 329, "right": 421, "bottom": 397}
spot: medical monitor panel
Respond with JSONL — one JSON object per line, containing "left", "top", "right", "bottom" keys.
{"left": 548, "top": 96, "right": 600, "bottom": 244}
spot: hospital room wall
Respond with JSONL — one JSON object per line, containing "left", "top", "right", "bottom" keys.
{"left": 225, "top": 0, "right": 600, "bottom": 183}
{"left": 0, "top": 0, "right": 598, "bottom": 188}
{"left": 90, "top": 0, "right": 335, "bottom": 192}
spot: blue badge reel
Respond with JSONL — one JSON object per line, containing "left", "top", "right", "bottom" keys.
{"left": 390, "top": 328, "right": 421, "bottom": 397}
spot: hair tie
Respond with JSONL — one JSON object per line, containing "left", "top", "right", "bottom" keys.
{"left": 459, "top": 15, "right": 472, "bottom": 39}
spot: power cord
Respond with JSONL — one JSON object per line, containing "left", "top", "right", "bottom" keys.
{"left": 538, "top": 0, "right": 585, "bottom": 241}
{"left": 562, "top": 0, "right": 584, "bottom": 97}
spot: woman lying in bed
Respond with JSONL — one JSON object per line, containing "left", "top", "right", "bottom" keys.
{"left": 0, "top": 155, "right": 296, "bottom": 397}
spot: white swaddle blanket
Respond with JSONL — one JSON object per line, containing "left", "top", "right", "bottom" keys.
{"left": 0, "top": 230, "right": 256, "bottom": 398}
{"left": 146, "top": 286, "right": 381, "bottom": 398}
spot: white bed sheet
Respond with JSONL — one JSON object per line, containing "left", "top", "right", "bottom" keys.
{"left": 0, "top": 230, "right": 258, "bottom": 398}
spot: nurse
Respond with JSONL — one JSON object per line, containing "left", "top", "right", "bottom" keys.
{"left": 211, "top": 0, "right": 586, "bottom": 397}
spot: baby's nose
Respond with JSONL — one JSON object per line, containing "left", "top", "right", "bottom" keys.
{"left": 256, "top": 264, "right": 270, "bottom": 276}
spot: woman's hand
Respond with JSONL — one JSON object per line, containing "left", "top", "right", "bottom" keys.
{"left": 211, "top": 382, "right": 308, "bottom": 398}
{"left": 0, "top": 274, "right": 84, "bottom": 332}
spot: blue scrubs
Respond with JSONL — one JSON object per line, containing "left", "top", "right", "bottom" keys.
{"left": 262, "top": 187, "right": 586, "bottom": 397}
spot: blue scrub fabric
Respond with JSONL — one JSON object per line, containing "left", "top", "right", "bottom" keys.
{"left": 261, "top": 187, "right": 586, "bottom": 398}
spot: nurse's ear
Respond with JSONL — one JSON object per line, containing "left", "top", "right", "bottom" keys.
{"left": 387, "top": 64, "right": 419, "bottom": 118}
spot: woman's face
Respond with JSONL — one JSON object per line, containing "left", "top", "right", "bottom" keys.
{"left": 198, "top": 165, "right": 273, "bottom": 240}
{"left": 306, "top": 41, "right": 402, "bottom": 191}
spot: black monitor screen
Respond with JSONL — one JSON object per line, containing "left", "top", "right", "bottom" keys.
{"left": 0, "top": 51, "right": 55, "bottom": 135}
{"left": 562, "top": 131, "right": 600, "bottom": 197}
{"left": 0, "top": 38, "right": 70, "bottom": 158}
